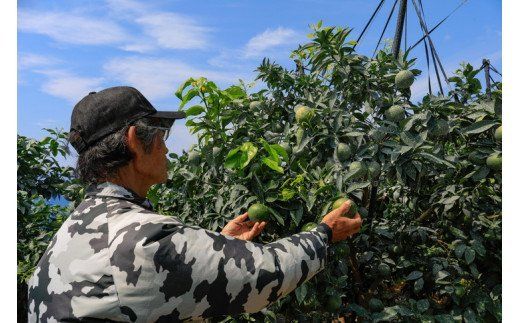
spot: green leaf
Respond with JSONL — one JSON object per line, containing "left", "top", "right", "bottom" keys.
{"left": 418, "top": 152, "right": 455, "bottom": 168}
{"left": 180, "top": 88, "right": 200, "bottom": 108}
{"left": 294, "top": 283, "right": 308, "bottom": 304}
{"left": 416, "top": 299, "right": 429, "bottom": 313}
{"left": 406, "top": 271, "right": 423, "bottom": 281}
{"left": 465, "top": 248, "right": 476, "bottom": 264}
{"left": 346, "top": 181, "right": 370, "bottom": 193}
{"left": 185, "top": 105, "right": 205, "bottom": 117}
{"left": 461, "top": 120, "right": 497, "bottom": 135}
{"left": 414, "top": 278, "right": 424, "bottom": 293}
{"left": 175, "top": 78, "right": 195, "bottom": 100}
{"left": 271, "top": 144, "right": 289, "bottom": 162}
{"left": 261, "top": 157, "right": 284, "bottom": 173}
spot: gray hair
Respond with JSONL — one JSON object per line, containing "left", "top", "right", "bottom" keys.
{"left": 74, "top": 118, "right": 162, "bottom": 184}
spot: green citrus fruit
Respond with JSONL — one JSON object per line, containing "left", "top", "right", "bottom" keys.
{"left": 368, "top": 161, "right": 381, "bottom": 179}
{"left": 369, "top": 298, "right": 384, "bottom": 312}
{"left": 395, "top": 70, "right": 415, "bottom": 89}
{"left": 378, "top": 263, "right": 391, "bottom": 277}
{"left": 349, "top": 161, "right": 367, "bottom": 179}
{"left": 332, "top": 197, "right": 357, "bottom": 218}
{"left": 494, "top": 126, "right": 502, "bottom": 141}
{"left": 250, "top": 101, "right": 261, "bottom": 109}
{"left": 188, "top": 151, "right": 201, "bottom": 164}
{"left": 301, "top": 222, "right": 318, "bottom": 232}
{"left": 431, "top": 119, "right": 450, "bottom": 137}
{"left": 486, "top": 153, "right": 502, "bottom": 170}
{"left": 295, "top": 105, "right": 315, "bottom": 125}
{"left": 247, "top": 203, "right": 270, "bottom": 222}
{"left": 385, "top": 105, "right": 405, "bottom": 122}
{"left": 337, "top": 143, "right": 352, "bottom": 162}
{"left": 325, "top": 295, "right": 342, "bottom": 312}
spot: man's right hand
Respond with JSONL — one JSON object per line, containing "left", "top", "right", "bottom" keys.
{"left": 321, "top": 200, "right": 363, "bottom": 243}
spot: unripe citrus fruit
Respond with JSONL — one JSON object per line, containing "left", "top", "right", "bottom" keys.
{"left": 332, "top": 197, "right": 357, "bottom": 218}
{"left": 368, "top": 161, "right": 381, "bottom": 179}
{"left": 385, "top": 105, "right": 405, "bottom": 122}
{"left": 301, "top": 222, "right": 318, "bottom": 232}
{"left": 395, "top": 70, "right": 415, "bottom": 89}
{"left": 337, "top": 143, "right": 352, "bottom": 162}
{"left": 486, "top": 153, "right": 501, "bottom": 170}
{"left": 247, "top": 203, "right": 270, "bottom": 222}
{"left": 494, "top": 125, "right": 502, "bottom": 141}
{"left": 431, "top": 119, "right": 450, "bottom": 137}
{"left": 349, "top": 161, "right": 367, "bottom": 179}
{"left": 295, "top": 105, "right": 315, "bottom": 125}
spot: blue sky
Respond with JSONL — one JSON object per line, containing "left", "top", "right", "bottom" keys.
{"left": 18, "top": 0, "right": 502, "bottom": 163}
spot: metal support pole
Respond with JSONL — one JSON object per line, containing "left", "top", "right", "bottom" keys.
{"left": 392, "top": 0, "right": 407, "bottom": 59}
{"left": 483, "top": 59, "right": 491, "bottom": 99}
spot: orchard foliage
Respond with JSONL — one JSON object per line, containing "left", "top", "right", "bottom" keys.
{"left": 151, "top": 23, "right": 502, "bottom": 322}
{"left": 17, "top": 130, "right": 84, "bottom": 322}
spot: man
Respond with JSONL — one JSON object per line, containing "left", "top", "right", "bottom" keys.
{"left": 27, "top": 86, "right": 362, "bottom": 322}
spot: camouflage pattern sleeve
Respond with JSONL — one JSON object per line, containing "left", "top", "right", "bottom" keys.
{"left": 108, "top": 209, "right": 332, "bottom": 321}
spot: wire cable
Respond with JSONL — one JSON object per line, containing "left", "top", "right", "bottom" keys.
{"left": 409, "top": 0, "right": 469, "bottom": 51}
{"left": 354, "top": 0, "right": 386, "bottom": 49}
{"left": 372, "top": 0, "right": 399, "bottom": 58}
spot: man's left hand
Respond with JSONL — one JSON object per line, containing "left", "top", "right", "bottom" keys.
{"left": 221, "top": 212, "right": 267, "bottom": 241}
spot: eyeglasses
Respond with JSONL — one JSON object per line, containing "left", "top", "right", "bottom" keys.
{"left": 149, "top": 126, "right": 171, "bottom": 142}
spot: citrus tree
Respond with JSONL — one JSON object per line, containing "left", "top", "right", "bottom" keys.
{"left": 150, "top": 22, "right": 501, "bottom": 322}
{"left": 17, "top": 130, "right": 84, "bottom": 322}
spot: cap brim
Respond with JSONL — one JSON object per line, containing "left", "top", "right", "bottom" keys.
{"left": 149, "top": 111, "right": 186, "bottom": 120}
{"left": 148, "top": 111, "right": 186, "bottom": 127}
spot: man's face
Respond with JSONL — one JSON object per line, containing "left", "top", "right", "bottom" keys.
{"left": 134, "top": 129, "right": 169, "bottom": 185}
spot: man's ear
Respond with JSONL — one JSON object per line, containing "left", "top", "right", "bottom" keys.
{"left": 126, "top": 126, "right": 143, "bottom": 155}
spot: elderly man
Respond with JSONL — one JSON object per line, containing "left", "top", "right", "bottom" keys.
{"left": 27, "top": 86, "right": 362, "bottom": 322}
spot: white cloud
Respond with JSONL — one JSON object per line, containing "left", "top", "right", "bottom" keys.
{"left": 104, "top": 56, "right": 251, "bottom": 100}
{"left": 244, "top": 27, "right": 299, "bottom": 57}
{"left": 136, "top": 13, "right": 211, "bottom": 50}
{"left": 18, "top": 53, "right": 59, "bottom": 70}
{"left": 36, "top": 70, "right": 105, "bottom": 102}
{"left": 18, "top": 10, "right": 128, "bottom": 46}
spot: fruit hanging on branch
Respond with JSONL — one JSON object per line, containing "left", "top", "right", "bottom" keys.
{"left": 337, "top": 143, "right": 352, "bottom": 162}
{"left": 494, "top": 125, "right": 502, "bottom": 141}
{"left": 295, "top": 105, "right": 315, "bottom": 126}
{"left": 395, "top": 70, "right": 415, "bottom": 89}
{"left": 486, "top": 153, "right": 502, "bottom": 171}
{"left": 385, "top": 105, "right": 406, "bottom": 123}
{"left": 349, "top": 161, "right": 367, "bottom": 179}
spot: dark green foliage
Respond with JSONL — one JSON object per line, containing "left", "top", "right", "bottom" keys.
{"left": 17, "top": 130, "right": 84, "bottom": 322}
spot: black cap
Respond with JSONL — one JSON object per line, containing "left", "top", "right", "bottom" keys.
{"left": 69, "top": 86, "right": 186, "bottom": 153}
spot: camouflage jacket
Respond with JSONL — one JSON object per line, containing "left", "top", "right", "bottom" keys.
{"left": 27, "top": 182, "right": 332, "bottom": 322}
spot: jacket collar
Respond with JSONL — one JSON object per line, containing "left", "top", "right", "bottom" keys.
{"left": 85, "top": 182, "right": 154, "bottom": 210}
